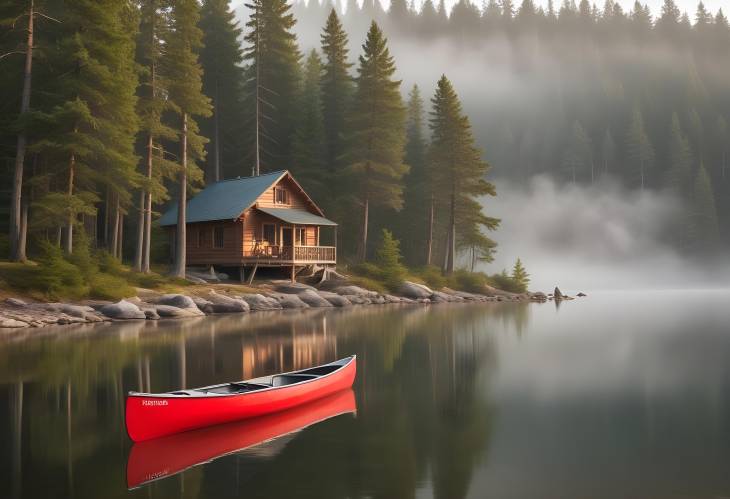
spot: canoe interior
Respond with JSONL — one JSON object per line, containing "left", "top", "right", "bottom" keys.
{"left": 138, "top": 356, "right": 353, "bottom": 398}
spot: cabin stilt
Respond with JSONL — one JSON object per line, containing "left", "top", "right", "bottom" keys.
{"left": 247, "top": 263, "right": 258, "bottom": 285}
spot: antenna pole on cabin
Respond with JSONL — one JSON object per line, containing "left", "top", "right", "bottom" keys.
{"left": 254, "top": 0, "right": 261, "bottom": 177}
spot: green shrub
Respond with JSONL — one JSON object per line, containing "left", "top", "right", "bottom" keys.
{"left": 89, "top": 273, "right": 136, "bottom": 300}
{"left": 450, "top": 269, "right": 490, "bottom": 294}
{"left": 350, "top": 261, "right": 382, "bottom": 280}
{"left": 130, "top": 271, "right": 168, "bottom": 289}
{"left": 97, "top": 250, "right": 125, "bottom": 276}
{"left": 415, "top": 265, "right": 447, "bottom": 290}
{"left": 348, "top": 275, "right": 388, "bottom": 294}
{"left": 36, "top": 241, "right": 87, "bottom": 299}
{"left": 66, "top": 230, "right": 98, "bottom": 280}
{"left": 373, "top": 229, "right": 407, "bottom": 291}
{"left": 489, "top": 270, "right": 524, "bottom": 293}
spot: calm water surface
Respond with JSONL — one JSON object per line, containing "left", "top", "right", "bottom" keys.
{"left": 2, "top": 290, "right": 730, "bottom": 499}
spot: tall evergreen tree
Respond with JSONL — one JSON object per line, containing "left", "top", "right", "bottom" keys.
{"left": 320, "top": 9, "right": 353, "bottom": 179}
{"left": 601, "top": 128, "right": 617, "bottom": 177}
{"left": 167, "top": 0, "right": 212, "bottom": 278}
{"left": 33, "top": 0, "right": 140, "bottom": 255}
{"left": 200, "top": 0, "right": 246, "bottom": 182}
{"left": 429, "top": 75, "right": 498, "bottom": 274}
{"left": 134, "top": 0, "right": 177, "bottom": 273}
{"left": 243, "top": 0, "right": 301, "bottom": 173}
{"left": 345, "top": 22, "right": 407, "bottom": 261}
{"left": 690, "top": 163, "right": 719, "bottom": 251}
{"left": 398, "top": 84, "right": 430, "bottom": 265}
{"left": 665, "top": 112, "right": 693, "bottom": 197}
{"left": 562, "top": 120, "right": 592, "bottom": 183}
{"left": 624, "top": 106, "right": 654, "bottom": 190}
{"left": 291, "top": 50, "right": 326, "bottom": 202}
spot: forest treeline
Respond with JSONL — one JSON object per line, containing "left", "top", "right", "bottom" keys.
{"left": 0, "top": 0, "right": 498, "bottom": 276}
{"left": 286, "top": 0, "right": 730, "bottom": 253}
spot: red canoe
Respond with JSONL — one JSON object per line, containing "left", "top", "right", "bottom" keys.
{"left": 127, "top": 388, "right": 356, "bottom": 488}
{"left": 125, "top": 355, "right": 356, "bottom": 442}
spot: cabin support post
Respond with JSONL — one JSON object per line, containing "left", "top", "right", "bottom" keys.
{"left": 239, "top": 266, "right": 245, "bottom": 283}
{"left": 290, "top": 264, "right": 296, "bottom": 282}
{"left": 247, "top": 263, "right": 258, "bottom": 285}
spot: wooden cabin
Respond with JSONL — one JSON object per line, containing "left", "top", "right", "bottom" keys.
{"left": 159, "top": 170, "right": 337, "bottom": 281}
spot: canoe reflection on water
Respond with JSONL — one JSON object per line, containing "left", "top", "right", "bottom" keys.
{"left": 126, "top": 389, "right": 356, "bottom": 489}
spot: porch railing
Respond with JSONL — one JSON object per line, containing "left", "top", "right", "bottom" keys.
{"left": 245, "top": 244, "right": 335, "bottom": 262}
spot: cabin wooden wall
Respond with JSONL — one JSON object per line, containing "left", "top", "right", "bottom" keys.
{"left": 256, "top": 176, "right": 316, "bottom": 211}
{"left": 186, "top": 220, "right": 243, "bottom": 265}
{"left": 242, "top": 209, "right": 319, "bottom": 252}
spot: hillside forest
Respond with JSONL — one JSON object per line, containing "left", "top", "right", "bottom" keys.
{"left": 1, "top": 0, "right": 728, "bottom": 284}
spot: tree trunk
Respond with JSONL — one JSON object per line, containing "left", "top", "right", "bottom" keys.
{"left": 64, "top": 152, "right": 75, "bottom": 254}
{"left": 110, "top": 194, "right": 119, "bottom": 258}
{"left": 213, "top": 78, "right": 220, "bottom": 182}
{"left": 425, "top": 194, "right": 434, "bottom": 266}
{"left": 357, "top": 196, "right": 369, "bottom": 262}
{"left": 9, "top": 0, "right": 34, "bottom": 262}
{"left": 133, "top": 188, "right": 144, "bottom": 271}
{"left": 117, "top": 213, "right": 123, "bottom": 260}
{"left": 172, "top": 113, "right": 188, "bottom": 278}
{"left": 445, "top": 190, "right": 456, "bottom": 274}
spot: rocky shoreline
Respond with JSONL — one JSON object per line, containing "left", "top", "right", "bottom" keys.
{"left": 0, "top": 278, "right": 571, "bottom": 330}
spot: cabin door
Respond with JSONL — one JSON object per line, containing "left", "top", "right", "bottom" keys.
{"left": 281, "top": 227, "right": 293, "bottom": 247}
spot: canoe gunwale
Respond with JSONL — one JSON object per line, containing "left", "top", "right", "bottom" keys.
{"left": 126, "top": 355, "right": 356, "bottom": 399}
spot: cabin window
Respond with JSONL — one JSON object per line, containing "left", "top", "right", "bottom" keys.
{"left": 213, "top": 226, "right": 225, "bottom": 249}
{"left": 295, "top": 227, "right": 307, "bottom": 246}
{"left": 263, "top": 223, "right": 276, "bottom": 245}
{"left": 197, "top": 227, "right": 206, "bottom": 247}
{"left": 274, "top": 187, "right": 289, "bottom": 205}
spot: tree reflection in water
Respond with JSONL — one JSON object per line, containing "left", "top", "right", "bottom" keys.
{"left": 0, "top": 303, "right": 529, "bottom": 499}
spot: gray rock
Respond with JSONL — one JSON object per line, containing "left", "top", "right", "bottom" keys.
{"left": 0, "top": 317, "right": 28, "bottom": 328}
{"left": 191, "top": 296, "right": 214, "bottom": 314}
{"left": 371, "top": 295, "right": 386, "bottom": 304}
{"left": 156, "top": 294, "right": 200, "bottom": 311}
{"left": 4, "top": 298, "right": 27, "bottom": 307}
{"left": 317, "top": 291, "right": 352, "bottom": 307}
{"left": 399, "top": 281, "right": 434, "bottom": 299}
{"left": 383, "top": 294, "right": 402, "bottom": 304}
{"left": 204, "top": 292, "right": 250, "bottom": 313}
{"left": 267, "top": 292, "right": 310, "bottom": 309}
{"left": 274, "top": 281, "right": 317, "bottom": 294}
{"left": 577, "top": 292, "right": 587, "bottom": 297}
{"left": 530, "top": 291, "right": 548, "bottom": 301}
{"left": 238, "top": 293, "right": 282, "bottom": 311}
{"left": 141, "top": 308, "right": 160, "bottom": 320}
{"left": 100, "top": 300, "right": 146, "bottom": 320}
{"left": 332, "top": 285, "right": 376, "bottom": 297}
{"left": 431, "top": 290, "right": 463, "bottom": 303}
{"left": 185, "top": 275, "right": 207, "bottom": 284}
{"left": 296, "top": 289, "right": 333, "bottom": 308}
{"left": 554, "top": 287, "right": 565, "bottom": 300}
{"left": 154, "top": 304, "right": 202, "bottom": 318}
{"left": 46, "top": 303, "right": 95, "bottom": 318}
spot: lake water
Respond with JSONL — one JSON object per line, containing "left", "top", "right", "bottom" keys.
{"left": 1, "top": 290, "right": 730, "bottom": 499}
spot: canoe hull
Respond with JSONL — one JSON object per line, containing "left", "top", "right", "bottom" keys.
{"left": 125, "top": 356, "right": 356, "bottom": 442}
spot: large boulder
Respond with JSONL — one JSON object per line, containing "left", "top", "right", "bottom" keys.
{"left": 399, "top": 281, "right": 433, "bottom": 299}
{"left": 204, "top": 292, "right": 250, "bottom": 313}
{"left": 383, "top": 294, "right": 403, "bottom": 304}
{"left": 45, "top": 303, "right": 95, "bottom": 318}
{"left": 343, "top": 295, "right": 371, "bottom": 305}
{"left": 431, "top": 291, "right": 464, "bottom": 303}
{"left": 4, "top": 298, "right": 27, "bottom": 307}
{"left": 317, "top": 291, "right": 352, "bottom": 307}
{"left": 267, "top": 292, "right": 310, "bottom": 309}
{"left": 238, "top": 294, "right": 283, "bottom": 311}
{"left": 154, "top": 304, "right": 203, "bottom": 318}
{"left": 190, "top": 296, "right": 214, "bottom": 314}
{"left": 156, "top": 294, "right": 198, "bottom": 309}
{"left": 296, "top": 289, "right": 333, "bottom": 308}
{"left": 332, "top": 285, "right": 376, "bottom": 297}
{"left": 273, "top": 281, "right": 317, "bottom": 294}
{"left": 0, "top": 317, "right": 28, "bottom": 328}
{"left": 100, "top": 300, "right": 146, "bottom": 320}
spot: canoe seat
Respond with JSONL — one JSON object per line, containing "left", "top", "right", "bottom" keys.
{"left": 204, "top": 383, "right": 269, "bottom": 395}
{"left": 271, "top": 374, "right": 318, "bottom": 387}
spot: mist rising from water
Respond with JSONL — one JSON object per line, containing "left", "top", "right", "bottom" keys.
{"left": 481, "top": 176, "right": 730, "bottom": 291}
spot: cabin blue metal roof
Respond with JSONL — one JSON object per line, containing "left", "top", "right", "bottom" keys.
{"left": 257, "top": 207, "right": 337, "bottom": 226}
{"left": 158, "top": 171, "right": 287, "bottom": 226}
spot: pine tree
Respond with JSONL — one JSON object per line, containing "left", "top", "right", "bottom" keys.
{"left": 399, "top": 84, "right": 429, "bottom": 265}
{"left": 429, "top": 75, "right": 498, "bottom": 274}
{"left": 511, "top": 257, "right": 530, "bottom": 292}
{"left": 291, "top": 50, "right": 326, "bottom": 203}
{"left": 345, "top": 22, "right": 407, "bottom": 261}
{"left": 601, "top": 128, "right": 617, "bottom": 177}
{"left": 562, "top": 120, "right": 592, "bottom": 183}
{"left": 320, "top": 9, "right": 353, "bottom": 178}
{"left": 167, "top": 0, "right": 212, "bottom": 278}
{"left": 33, "top": 0, "right": 140, "bottom": 255}
{"left": 665, "top": 112, "right": 693, "bottom": 197}
{"left": 243, "top": 0, "right": 301, "bottom": 173}
{"left": 374, "top": 228, "right": 407, "bottom": 290}
{"left": 200, "top": 0, "right": 246, "bottom": 182}
{"left": 690, "top": 163, "right": 720, "bottom": 251}
{"left": 133, "top": 0, "right": 178, "bottom": 273}
{"left": 625, "top": 106, "right": 654, "bottom": 190}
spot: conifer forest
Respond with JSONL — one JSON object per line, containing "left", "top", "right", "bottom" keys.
{"left": 1, "top": 0, "right": 728, "bottom": 276}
